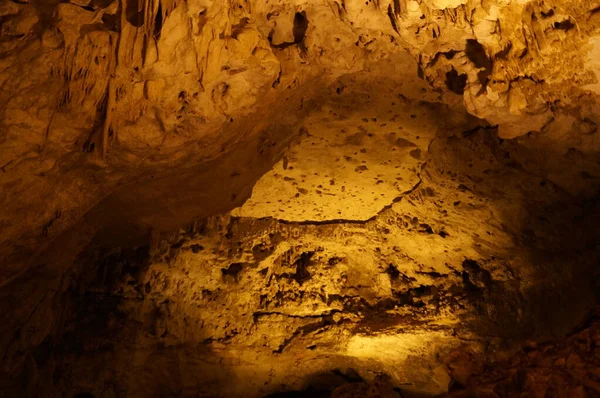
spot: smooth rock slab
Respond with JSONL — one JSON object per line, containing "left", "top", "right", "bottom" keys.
{"left": 232, "top": 101, "right": 436, "bottom": 222}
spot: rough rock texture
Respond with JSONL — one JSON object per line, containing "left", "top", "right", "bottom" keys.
{"left": 4, "top": 86, "right": 600, "bottom": 396}
{"left": 3, "top": 0, "right": 600, "bottom": 281}
{"left": 2, "top": 0, "right": 600, "bottom": 396}
{"left": 445, "top": 310, "right": 600, "bottom": 397}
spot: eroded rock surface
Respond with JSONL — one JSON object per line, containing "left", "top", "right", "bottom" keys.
{"left": 5, "top": 117, "right": 600, "bottom": 396}
{"left": 2, "top": 0, "right": 600, "bottom": 280}
{"left": 2, "top": 0, "right": 600, "bottom": 397}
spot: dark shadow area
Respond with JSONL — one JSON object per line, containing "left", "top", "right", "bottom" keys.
{"left": 14, "top": 242, "right": 239, "bottom": 397}
{"left": 263, "top": 368, "right": 363, "bottom": 397}
{"left": 427, "top": 127, "right": 600, "bottom": 395}
{"left": 465, "top": 39, "right": 492, "bottom": 87}
{"left": 434, "top": 127, "right": 600, "bottom": 341}
{"left": 445, "top": 68, "right": 467, "bottom": 95}
{"left": 125, "top": 0, "right": 144, "bottom": 27}
{"left": 263, "top": 370, "right": 409, "bottom": 398}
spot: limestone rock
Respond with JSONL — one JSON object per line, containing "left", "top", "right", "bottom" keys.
{"left": 1, "top": 0, "right": 600, "bottom": 397}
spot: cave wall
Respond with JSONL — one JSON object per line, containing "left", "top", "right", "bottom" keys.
{"left": 2, "top": 0, "right": 600, "bottom": 396}
{"left": 25, "top": 119, "right": 600, "bottom": 397}
{"left": 3, "top": 73, "right": 600, "bottom": 397}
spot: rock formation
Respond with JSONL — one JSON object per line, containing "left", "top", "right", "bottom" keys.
{"left": 1, "top": 0, "right": 600, "bottom": 396}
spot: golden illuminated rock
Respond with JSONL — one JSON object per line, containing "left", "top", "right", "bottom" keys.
{"left": 1, "top": 0, "right": 600, "bottom": 396}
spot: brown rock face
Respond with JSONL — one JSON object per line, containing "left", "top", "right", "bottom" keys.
{"left": 1, "top": 0, "right": 600, "bottom": 397}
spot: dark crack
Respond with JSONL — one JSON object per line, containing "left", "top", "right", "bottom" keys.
{"left": 253, "top": 309, "right": 340, "bottom": 321}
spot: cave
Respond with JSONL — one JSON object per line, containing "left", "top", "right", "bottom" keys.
{"left": 2, "top": 0, "right": 600, "bottom": 397}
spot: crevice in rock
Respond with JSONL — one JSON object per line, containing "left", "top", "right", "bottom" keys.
{"left": 387, "top": 4, "right": 399, "bottom": 34}
{"left": 271, "top": 11, "right": 308, "bottom": 51}
{"left": 153, "top": 2, "right": 163, "bottom": 39}
{"left": 445, "top": 68, "right": 467, "bottom": 95}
